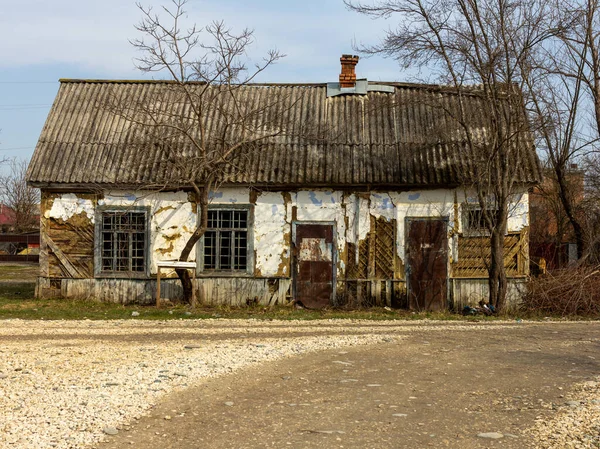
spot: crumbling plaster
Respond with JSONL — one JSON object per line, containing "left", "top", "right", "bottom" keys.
{"left": 46, "top": 191, "right": 196, "bottom": 274}
{"left": 43, "top": 186, "right": 529, "bottom": 279}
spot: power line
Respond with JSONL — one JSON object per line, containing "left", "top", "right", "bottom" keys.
{"left": 0, "top": 81, "right": 57, "bottom": 84}
{"left": 0, "top": 147, "right": 35, "bottom": 151}
{"left": 0, "top": 105, "right": 51, "bottom": 111}
{"left": 0, "top": 104, "right": 51, "bottom": 107}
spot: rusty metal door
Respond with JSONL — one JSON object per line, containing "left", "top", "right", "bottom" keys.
{"left": 293, "top": 223, "right": 334, "bottom": 309}
{"left": 406, "top": 219, "right": 448, "bottom": 311}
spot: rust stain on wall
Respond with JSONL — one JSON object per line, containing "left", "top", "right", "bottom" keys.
{"left": 154, "top": 205, "right": 176, "bottom": 215}
{"left": 254, "top": 249, "right": 262, "bottom": 277}
{"left": 249, "top": 189, "right": 259, "bottom": 205}
{"left": 453, "top": 191, "right": 460, "bottom": 234}
{"left": 338, "top": 194, "right": 350, "bottom": 274}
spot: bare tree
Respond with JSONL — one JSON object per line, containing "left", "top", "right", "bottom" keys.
{"left": 0, "top": 158, "right": 40, "bottom": 233}
{"left": 107, "top": 0, "right": 293, "bottom": 303}
{"left": 528, "top": 0, "right": 600, "bottom": 261}
{"left": 345, "top": 0, "right": 559, "bottom": 309}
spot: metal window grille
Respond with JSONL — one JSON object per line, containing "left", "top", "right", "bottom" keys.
{"left": 465, "top": 208, "right": 487, "bottom": 232}
{"left": 204, "top": 209, "right": 248, "bottom": 271}
{"left": 101, "top": 211, "right": 147, "bottom": 273}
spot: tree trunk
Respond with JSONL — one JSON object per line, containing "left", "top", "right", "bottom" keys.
{"left": 555, "top": 167, "right": 585, "bottom": 259}
{"left": 176, "top": 185, "right": 209, "bottom": 304}
{"left": 488, "top": 207, "right": 508, "bottom": 311}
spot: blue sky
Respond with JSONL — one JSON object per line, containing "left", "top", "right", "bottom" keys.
{"left": 0, "top": 0, "right": 407, "bottom": 169}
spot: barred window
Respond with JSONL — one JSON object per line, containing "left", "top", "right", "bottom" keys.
{"left": 463, "top": 205, "right": 496, "bottom": 235}
{"left": 99, "top": 210, "right": 148, "bottom": 274}
{"left": 203, "top": 209, "right": 249, "bottom": 271}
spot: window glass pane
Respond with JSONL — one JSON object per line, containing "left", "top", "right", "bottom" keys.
{"left": 219, "top": 231, "right": 232, "bottom": 269}
{"left": 203, "top": 209, "right": 249, "bottom": 271}
{"left": 220, "top": 211, "right": 233, "bottom": 229}
{"left": 234, "top": 231, "right": 247, "bottom": 270}
{"left": 232, "top": 210, "right": 248, "bottom": 229}
{"left": 204, "top": 231, "right": 216, "bottom": 269}
{"left": 208, "top": 210, "right": 218, "bottom": 228}
{"left": 100, "top": 211, "right": 147, "bottom": 274}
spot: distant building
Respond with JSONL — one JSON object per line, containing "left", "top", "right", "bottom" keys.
{"left": 529, "top": 166, "right": 584, "bottom": 269}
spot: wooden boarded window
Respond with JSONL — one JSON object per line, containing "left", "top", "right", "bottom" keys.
{"left": 452, "top": 233, "right": 526, "bottom": 277}
{"left": 97, "top": 209, "right": 149, "bottom": 275}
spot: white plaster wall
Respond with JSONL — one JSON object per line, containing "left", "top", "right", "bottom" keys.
{"left": 254, "top": 192, "right": 288, "bottom": 276}
{"left": 45, "top": 186, "right": 530, "bottom": 280}
{"left": 208, "top": 187, "right": 250, "bottom": 204}
{"left": 392, "top": 189, "right": 458, "bottom": 262}
{"left": 46, "top": 190, "right": 197, "bottom": 275}
{"left": 46, "top": 193, "right": 95, "bottom": 222}
{"left": 295, "top": 190, "right": 348, "bottom": 272}
{"left": 99, "top": 191, "right": 197, "bottom": 274}
{"left": 506, "top": 192, "right": 529, "bottom": 232}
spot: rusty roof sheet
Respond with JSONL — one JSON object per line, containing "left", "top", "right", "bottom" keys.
{"left": 27, "top": 80, "right": 541, "bottom": 188}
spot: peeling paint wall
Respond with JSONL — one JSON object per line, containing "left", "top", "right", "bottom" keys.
{"left": 98, "top": 191, "right": 196, "bottom": 274}
{"left": 393, "top": 189, "right": 457, "bottom": 262}
{"left": 41, "top": 186, "right": 530, "bottom": 284}
{"left": 506, "top": 193, "right": 529, "bottom": 232}
{"left": 44, "top": 190, "right": 196, "bottom": 276}
{"left": 254, "top": 192, "right": 289, "bottom": 277}
{"left": 45, "top": 193, "right": 95, "bottom": 222}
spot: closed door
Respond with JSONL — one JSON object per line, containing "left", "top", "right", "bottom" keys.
{"left": 407, "top": 219, "right": 448, "bottom": 311}
{"left": 294, "top": 224, "right": 334, "bottom": 309}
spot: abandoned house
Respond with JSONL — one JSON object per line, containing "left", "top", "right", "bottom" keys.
{"left": 26, "top": 56, "right": 540, "bottom": 310}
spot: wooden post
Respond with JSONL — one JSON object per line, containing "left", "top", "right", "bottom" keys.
{"left": 156, "top": 266, "right": 161, "bottom": 307}
{"left": 191, "top": 267, "right": 196, "bottom": 308}
{"left": 156, "top": 260, "right": 196, "bottom": 307}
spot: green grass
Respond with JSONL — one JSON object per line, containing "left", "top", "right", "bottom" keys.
{"left": 0, "top": 280, "right": 590, "bottom": 321}
{"left": 0, "top": 284, "right": 509, "bottom": 321}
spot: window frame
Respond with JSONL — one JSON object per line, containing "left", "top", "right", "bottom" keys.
{"left": 197, "top": 204, "right": 254, "bottom": 276}
{"left": 94, "top": 206, "right": 151, "bottom": 278}
{"left": 462, "top": 204, "right": 497, "bottom": 236}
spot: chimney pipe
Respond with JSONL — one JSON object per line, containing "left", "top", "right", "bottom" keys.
{"left": 339, "top": 54, "right": 359, "bottom": 88}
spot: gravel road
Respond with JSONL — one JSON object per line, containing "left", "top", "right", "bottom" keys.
{"left": 0, "top": 319, "right": 598, "bottom": 448}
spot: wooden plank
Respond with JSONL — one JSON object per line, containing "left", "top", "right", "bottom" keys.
{"left": 45, "top": 235, "right": 83, "bottom": 278}
{"left": 156, "top": 267, "right": 161, "bottom": 307}
{"left": 368, "top": 215, "right": 376, "bottom": 278}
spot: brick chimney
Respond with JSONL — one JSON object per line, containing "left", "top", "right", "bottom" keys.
{"left": 339, "top": 54, "right": 359, "bottom": 88}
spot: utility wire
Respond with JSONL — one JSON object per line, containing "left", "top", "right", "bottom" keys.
{"left": 0, "top": 106, "right": 51, "bottom": 110}
{"left": 0, "top": 81, "right": 57, "bottom": 84}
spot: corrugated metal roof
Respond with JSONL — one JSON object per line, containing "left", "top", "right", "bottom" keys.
{"left": 27, "top": 79, "right": 541, "bottom": 188}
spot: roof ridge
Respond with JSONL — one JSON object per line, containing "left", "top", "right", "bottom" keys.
{"left": 57, "top": 78, "right": 497, "bottom": 95}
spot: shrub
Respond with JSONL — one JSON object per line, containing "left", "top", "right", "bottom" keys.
{"left": 523, "top": 266, "right": 600, "bottom": 316}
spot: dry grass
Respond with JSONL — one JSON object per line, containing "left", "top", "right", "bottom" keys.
{"left": 0, "top": 263, "right": 38, "bottom": 282}
{"left": 523, "top": 266, "right": 600, "bottom": 316}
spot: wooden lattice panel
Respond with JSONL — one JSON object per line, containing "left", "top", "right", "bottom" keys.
{"left": 346, "top": 242, "right": 367, "bottom": 279}
{"left": 452, "top": 233, "right": 525, "bottom": 278}
{"left": 345, "top": 216, "right": 396, "bottom": 280}
{"left": 374, "top": 217, "right": 395, "bottom": 279}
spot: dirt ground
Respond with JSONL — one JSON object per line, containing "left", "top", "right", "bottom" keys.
{"left": 95, "top": 322, "right": 600, "bottom": 449}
